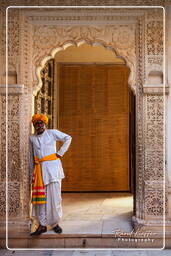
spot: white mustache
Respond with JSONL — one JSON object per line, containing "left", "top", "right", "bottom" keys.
{"left": 36, "top": 127, "right": 44, "bottom": 130}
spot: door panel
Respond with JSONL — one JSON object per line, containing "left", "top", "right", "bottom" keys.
{"left": 57, "top": 64, "right": 130, "bottom": 191}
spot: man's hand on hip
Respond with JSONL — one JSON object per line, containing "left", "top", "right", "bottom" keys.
{"left": 56, "top": 153, "right": 62, "bottom": 159}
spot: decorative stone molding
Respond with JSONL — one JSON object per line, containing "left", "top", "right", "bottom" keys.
{"left": 143, "top": 84, "right": 169, "bottom": 94}
{"left": 21, "top": 9, "right": 141, "bottom": 95}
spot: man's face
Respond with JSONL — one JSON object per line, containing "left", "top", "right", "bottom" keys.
{"left": 34, "top": 120, "right": 46, "bottom": 134}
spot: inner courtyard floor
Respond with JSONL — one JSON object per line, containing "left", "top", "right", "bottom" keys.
{"left": 4, "top": 193, "right": 167, "bottom": 249}
{"left": 50, "top": 192, "right": 133, "bottom": 235}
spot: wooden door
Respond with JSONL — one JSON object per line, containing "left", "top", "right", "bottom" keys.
{"left": 57, "top": 64, "right": 130, "bottom": 191}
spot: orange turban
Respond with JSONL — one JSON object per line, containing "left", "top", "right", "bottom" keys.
{"left": 31, "top": 114, "right": 48, "bottom": 125}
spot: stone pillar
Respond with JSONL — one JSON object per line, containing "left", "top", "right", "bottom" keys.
{"left": 0, "top": 84, "right": 32, "bottom": 248}
{"left": 131, "top": 9, "right": 170, "bottom": 241}
{"left": 133, "top": 85, "right": 168, "bottom": 236}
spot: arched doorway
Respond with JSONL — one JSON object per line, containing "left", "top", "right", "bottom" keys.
{"left": 34, "top": 43, "right": 136, "bottom": 194}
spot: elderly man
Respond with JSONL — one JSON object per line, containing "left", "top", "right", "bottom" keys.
{"left": 29, "top": 114, "right": 72, "bottom": 236}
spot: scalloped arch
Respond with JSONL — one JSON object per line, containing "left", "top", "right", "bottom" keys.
{"left": 33, "top": 39, "right": 135, "bottom": 96}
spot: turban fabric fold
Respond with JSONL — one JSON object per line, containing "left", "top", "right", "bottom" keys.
{"left": 32, "top": 114, "right": 48, "bottom": 125}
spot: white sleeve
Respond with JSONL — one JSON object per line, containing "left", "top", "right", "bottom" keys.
{"left": 51, "top": 129, "right": 72, "bottom": 157}
{"left": 29, "top": 137, "right": 35, "bottom": 184}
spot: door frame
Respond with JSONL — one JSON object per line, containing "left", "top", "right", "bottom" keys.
{"left": 53, "top": 61, "right": 135, "bottom": 192}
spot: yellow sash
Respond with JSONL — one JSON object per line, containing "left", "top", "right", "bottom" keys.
{"left": 31, "top": 153, "right": 58, "bottom": 205}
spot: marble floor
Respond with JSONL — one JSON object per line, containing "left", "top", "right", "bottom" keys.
{"left": 50, "top": 192, "right": 133, "bottom": 235}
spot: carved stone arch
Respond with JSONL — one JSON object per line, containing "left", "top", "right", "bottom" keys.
{"left": 33, "top": 39, "right": 136, "bottom": 96}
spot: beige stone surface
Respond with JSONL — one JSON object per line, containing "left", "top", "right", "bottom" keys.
{"left": 59, "top": 221, "right": 102, "bottom": 235}
{"left": 28, "top": 238, "right": 65, "bottom": 248}
{"left": 60, "top": 193, "right": 133, "bottom": 235}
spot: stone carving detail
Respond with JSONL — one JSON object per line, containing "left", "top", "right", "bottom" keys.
{"left": 145, "top": 95, "right": 164, "bottom": 150}
{"left": 33, "top": 25, "right": 135, "bottom": 59}
{"left": 146, "top": 8, "right": 164, "bottom": 20}
{"left": 35, "top": 59, "right": 54, "bottom": 128}
{"left": 134, "top": 16, "right": 144, "bottom": 221}
{"left": 0, "top": 8, "right": 20, "bottom": 77}
{"left": 38, "top": 0, "right": 165, "bottom": 5}
{"left": 0, "top": 96, "right": 6, "bottom": 182}
{"left": 145, "top": 151, "right": 164, "bottom": 180}
{"left": 0, "top": 97, "right": 6, "bottom": 220}
{"left": 146, "top": 121, "right": 163, "bottom": 148}
{"left": 145, "top": 12, "right": 164, "bottom": 84}
{"left": 144, "top": 94, "right": 165, "bottom": 217}
{"left": 19, "top": 94, "right": 33, "bottom": 216}
{"left": 8, "top": 95, "right": 20, "bottom": 119}
{"left": 144, "top": 182, "right": 168, "bottom": 217}
{"left": 146, "top": 95, "right": 164, "bottom": 120}
{"left": 143, "top": 7, "right": 164, "bottom": 219}
{"left": 0, "top": 91, "right": 32, "bottom": 218}
{"left": 7, "top": 9, "right": 20, "bottom": 71}
{"left": 8, "top": 182, "right": 21, "bottom": 217}
{"left": 0, "top": 183, "right": 6, "bottom": 217}
{"left": 8, "top": 121, "right": 21, "bottom": 182}
{"left": 0, "top": 20, "right": 6, "bottom": 57}
{"left": 146, "top": 21, "right": 163, "bottom": 56}
{"left": 145, "top": 184, "right": 164, "bottom": 216}
{"left": 144, "top": 8, "right": 164, "bottom": 83}
{"left": 1, "top": 0, "right": 164, "bottom": 7}
{"left": 147, "top": 56, "right": 163, "bottom": 66}
{"left": 31, "top": 22, "right": 136, "bottom": 93}
{"left": 0, "top": 93, "right": 23, "bottom": 218}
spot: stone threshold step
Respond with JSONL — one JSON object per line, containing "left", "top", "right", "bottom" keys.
{"left": 5, "top": 236, "right": 164, "bottom": 249}
{"left": 7, "top": 230, "right": 163, "bottom": 239}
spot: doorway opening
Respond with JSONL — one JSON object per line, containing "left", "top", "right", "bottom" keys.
{"left": 34, "top": 43, "right": 136, "bottom": 233}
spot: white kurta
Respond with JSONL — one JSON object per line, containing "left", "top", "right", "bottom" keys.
{"left": 29, "top": 129, "right": 72, "bottom": 185}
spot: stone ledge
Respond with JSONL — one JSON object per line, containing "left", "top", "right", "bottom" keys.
{"left": 1, "top": 236, "right": 166, "bottom": 249}
{"left": 143, "top": 84, "right": 169, "bottom": 95}
{"left": 0, "top": 84, "right": 24, "bottom": 95}
{"left": 3, "top": 232, "right": 171, "bottom": 239}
